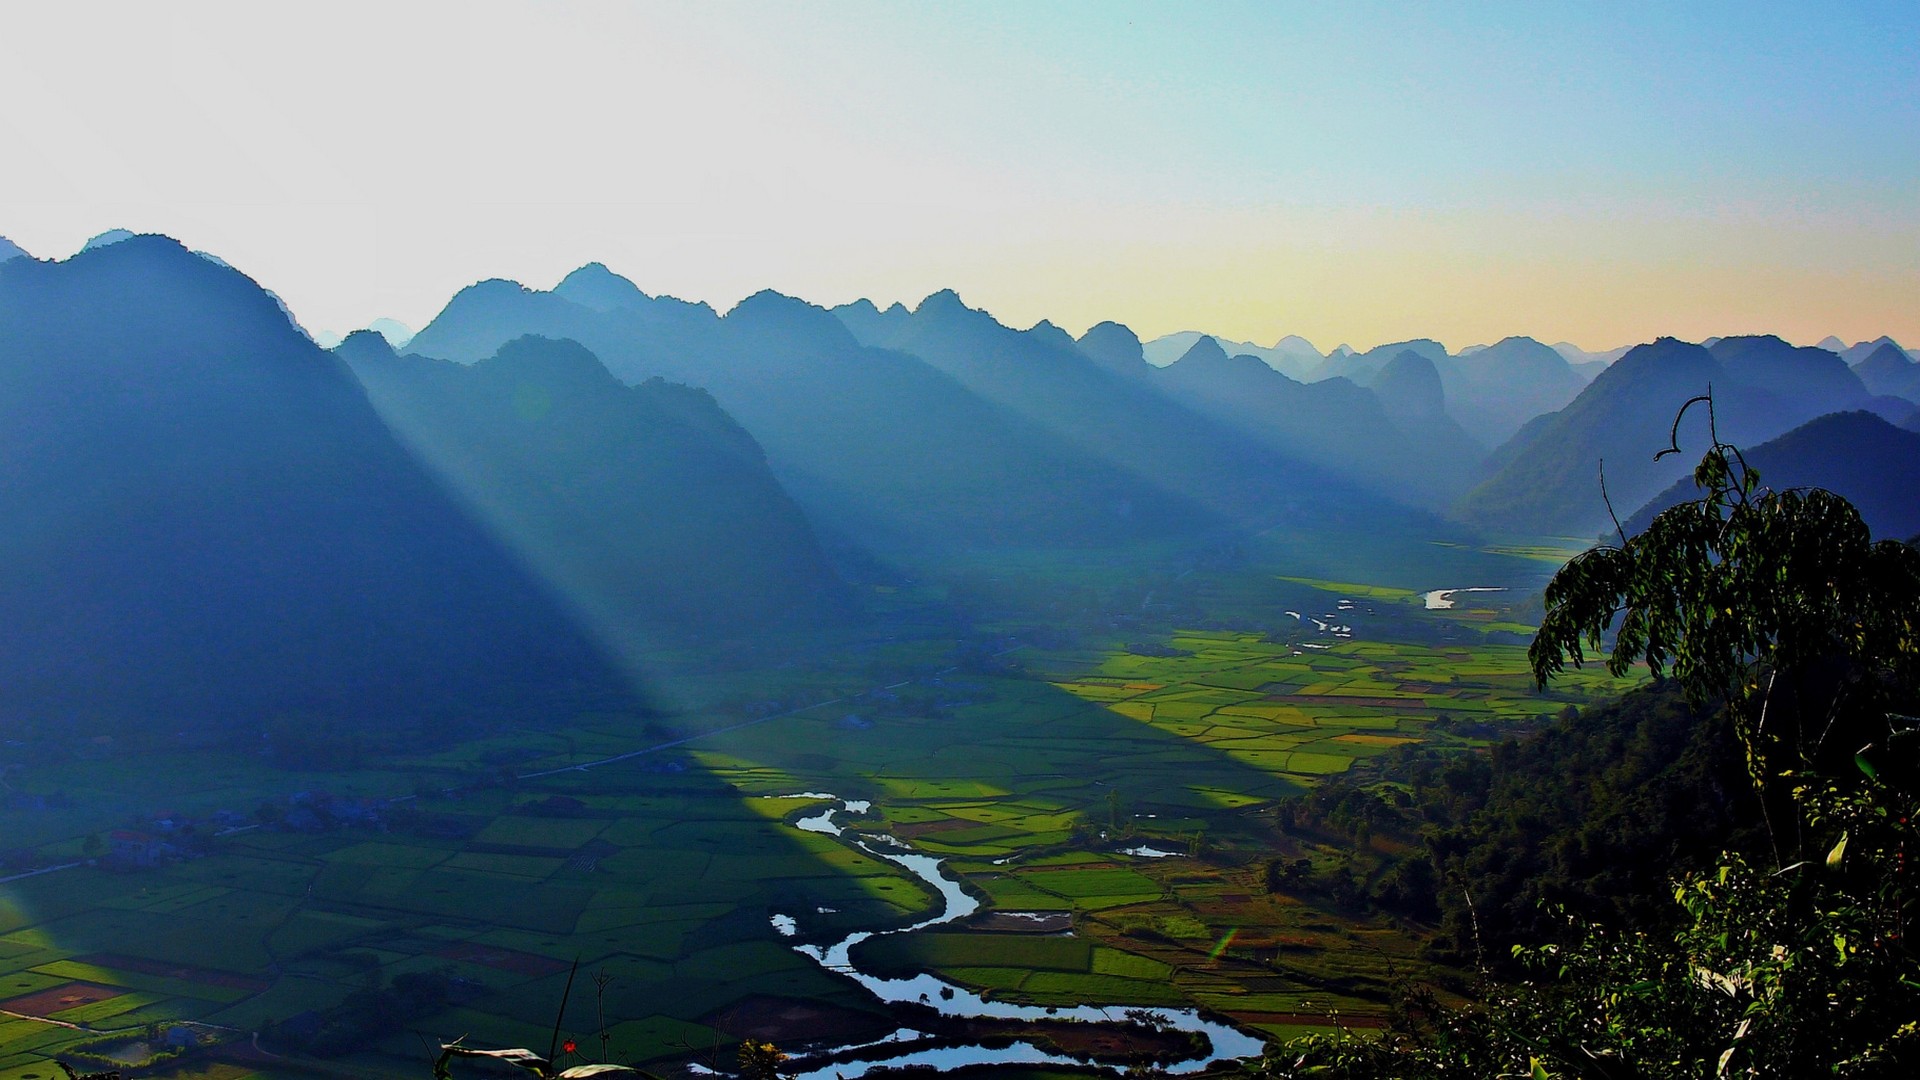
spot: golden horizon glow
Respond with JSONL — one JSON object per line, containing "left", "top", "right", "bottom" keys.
{"left": 2, "top": 2, "right": 1915, "bottom": 353}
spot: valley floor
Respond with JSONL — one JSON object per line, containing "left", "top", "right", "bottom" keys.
{"left": 0, "top": 533, "right": 1635, "bottom": 1079}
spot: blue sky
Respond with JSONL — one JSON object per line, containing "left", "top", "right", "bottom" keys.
{"left": 1, "top": 1, "right": 1914, "bottom": 349}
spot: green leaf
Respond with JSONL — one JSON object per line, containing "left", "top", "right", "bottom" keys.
{"left": 1531, "top": 1057, "right": 1551, "bottom": 1080}
{"left": 1826, "top": 832, "right": 1848, "bottom": 870}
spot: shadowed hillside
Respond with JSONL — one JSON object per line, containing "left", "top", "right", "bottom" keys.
{"left": 338, "top": 331, "right": 853, "bottom": 657}
{"left": 0, "top": 236, "right": 642, "bottom": 731}
{"left": 1624, "top": 411, "right": 1920, "bottom": 540}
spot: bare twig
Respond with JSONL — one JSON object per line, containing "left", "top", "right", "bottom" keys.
{"left": 547, "top": 958, "right": 580, "bottom": 1065}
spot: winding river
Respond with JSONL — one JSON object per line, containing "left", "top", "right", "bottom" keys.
{"left": 769, "top": 798, "right": 1267, "bottom": 1079}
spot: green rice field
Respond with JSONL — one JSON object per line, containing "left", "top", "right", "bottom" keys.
{"left": 0, "top": 541, "right": 1637, "bottom": 1076}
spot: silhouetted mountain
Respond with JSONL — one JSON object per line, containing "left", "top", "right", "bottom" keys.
{"left": 830, "top": 298, "right": 912, "bottom": 344}
{"left": 1839, "top": 335, "right": 1914, "bottom": 366}
{"left": 553, "top": 262, "right": 649, "bottom": 312}
{"left": 81, "top": 228, "right": 137, "bottom": 250}
{"left": 408, "top": 276, "right": 1205, "bottom": 558}
{"left": 1458, "top": 339, "right": 1775, "bottom": 534}
{"left": 1551, "top": 342, "right": 1631, "bottom": 371}
{"left": 338, "top": 332, "right": 849, "bottom": 655}
{"left": 1304, "top": 338, "right": 1447, "bottom": 384}
{"left": 1624, "top": 411, "right": 1920, "bottom": 540}
{"left": 1707, "top": 335, "right": 1868, "bottom": 416}
{"left": 1854, "top": 341, "right": 1920, "bottom": 400}
{"left": 1024, "top": 319, "right": 1078, "bottom": 353}
{"left": 1142, "top": 331, "right": 1321, "bottom": 379}
{"left": 0, "top": 236, "right": 27, "bottom": 263}
{"left": 851, "top": 292, "right": 1403, "bottom": 531}
{"left": 366, "top": 317, "right": 413, "bottom": 349}
{"left": 1457, "top": 333, "right": 1903, "bottom": 535}
{"left": 1149, "top": 338, "right": 1485, "bottom": 509}
{"left": 1438, "top": 336, "right": 1587, "bottom": 446}
{"left": 1077, "top": 320, "right": 1153, "bottom": 380}
{"left": 0, "top": 236, "right": 640, "bottom": 732}
{"left": 1368, "top": 350, "right": 1447, "bottom": 421}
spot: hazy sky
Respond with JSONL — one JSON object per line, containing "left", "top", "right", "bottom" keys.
{"left": 2, "top": 1, "right": 1915, "bottom": 350}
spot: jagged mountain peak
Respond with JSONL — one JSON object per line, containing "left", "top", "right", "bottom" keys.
{"left": 473, "top": 333, "right": 624, "bottom": 390}
{"left": 1369, "top": 349, "right": 1447, "bottom": 420}
{"left": 915, "top": 288, "right": 970, "bottom": 316}
{"left": 554, "top": 262, "right": 649, "bottom": 312}
{"left": 81, "top": 228, "right": 138, "bottom": 251}
{"left": 1025, "top": 319, "right": 1077, "bottom": 351}
{"left": 724, "top": 288, "right": 858, "bottom": 349}
{"left": 1174, "top": 335, "right": 1231, "bottom": 366}
{"left": 1853, "top": 341, "right": 1920, "bottom": 399}
{"left": 367, "top": 317, "right": 414, "bottom": 349}
{"left": 456, "top": 277, "right": 539, "bottom": 303}
{"left": 1860, "top": 341, "right": 1915, "bottom": 369}
{"left": 1076, "top": 320, "right": 1146, "bottom": 373}
{"left": 334, "top": 327, "right": 400, "bottom": 365}
{"left": 1839, "top": 335, "right": 1912, "bottom": 366}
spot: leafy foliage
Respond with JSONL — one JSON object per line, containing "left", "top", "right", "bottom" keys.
{"left": 1531, "top": 408, "right": 1920, "bottom": 808}
{"left": 1265, "top": 857, "right": 1919, "bottom": 1078}
{"left": 1274, "top": 684, "right": 1760, "bottom": 961}
{"left": 1275, "top": 408, "right": 1920, "bottom": 1077}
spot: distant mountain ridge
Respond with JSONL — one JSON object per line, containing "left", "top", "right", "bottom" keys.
{"left": 1828, "top": 335, "right": 1917, "bottom": 366}
{"left": 1457, "top": 335, "right": 1891, "bottom": 535}
{"left": 1102, "top": 334, "right": 1487, "bottom": 509}
{"left": 839, "top": 290, "right": 1397, "bottom": 534}
{"left": 1441, "top": 336, "right": 1591, "bottom": 446}
{"left": 408, "top": 275, "right": 1217, "bottom": 558}
{"left": 1142, "top": 331, "right": 1322, "bottom": 379}
{"left": 1853, "top": 341, "right": 1920, "bottom": 400}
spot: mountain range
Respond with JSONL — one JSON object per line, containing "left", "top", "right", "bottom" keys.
{"left": 1141, "top": 331, "right": 1324, "bottom": 379}
{"left": 1820, "top": 334, "right": 1917, "bottom": 366}
{"left": 1456, "top": 335, "right": 1906, "bottom": 536}
{"left": 407, "top": 271, "right": 1438, "bottom": 561}
{"left": 1136, "top": 335, "right": 1484, "bottom": 508}
{"left": 8, "top": 231, "right": 1918, "bottom": 732}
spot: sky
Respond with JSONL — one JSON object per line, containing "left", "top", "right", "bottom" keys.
{"left": 0, "top": 0, "right": 1915, "bottom": 351}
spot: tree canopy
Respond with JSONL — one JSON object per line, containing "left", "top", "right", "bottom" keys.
{"left": 1272, "top": 403, "right": 1920, "bottom": 1077}
{"left": 1529, "top": 401, "right": 1920, "bottom": 808}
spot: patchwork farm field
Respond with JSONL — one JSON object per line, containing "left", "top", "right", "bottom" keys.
{"left": 0, "top": 548, "right": 1636, "bottom": 1077}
